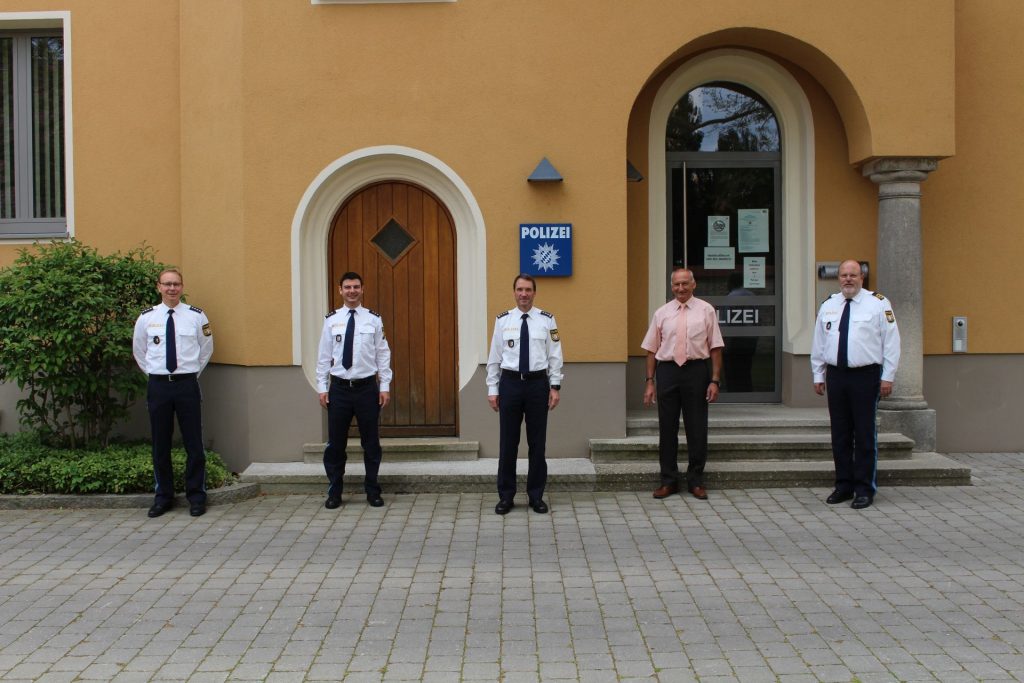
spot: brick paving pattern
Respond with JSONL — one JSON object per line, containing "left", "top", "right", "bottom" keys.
{"left": 1, "top": 453, "right": 1023, "bottom": 682}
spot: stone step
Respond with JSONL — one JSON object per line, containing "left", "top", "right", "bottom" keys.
{"left": 627, "top": 414, "right": 833, "bottom": 436}
{"left": 239, "top": 453, "right": 970, "bottom": 494}
{"left": 590, "top": 433, "right": 915, "bottom": 463}
{"left": 302, "top": 437, "right": 479, "bottom": 463}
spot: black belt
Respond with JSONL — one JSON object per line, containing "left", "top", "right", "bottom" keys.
{"left": 331, "top": 375, "right": 376, "bottom": 388}
{"left": 827, "top": 363, "right": 881, "bottom": 373}
{"left": 501, "top": 369, "right": 548, "bottom": 381}
{"left": 149, "top": 373, "right": 196, "bottom": 382}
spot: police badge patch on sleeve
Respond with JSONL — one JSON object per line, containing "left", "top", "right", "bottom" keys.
{"left": 550, "top": 328, "right": 560, "bottom": 342}
{"left": 885, "top": 310, "right": 895, "bottom": 323}
{"left": 202, "top": 323, "right": 212, "bottom": 336}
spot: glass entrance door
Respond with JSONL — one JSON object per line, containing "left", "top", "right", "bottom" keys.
{"left": 667, "top": 160, "right": 781, "bottom": 402}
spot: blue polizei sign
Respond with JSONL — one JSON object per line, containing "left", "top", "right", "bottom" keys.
{"left": 519, "top": 223, "right": 572, "bottom": 277}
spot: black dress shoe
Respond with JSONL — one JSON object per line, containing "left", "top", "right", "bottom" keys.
{"left": 189, "top": 503, "right": 206, "bottom": 517}
{"left": 851, "top": 495, "right": 873, "bottom": 510}
{"left": 529, "top": 499, "right": 548, "bottom": 514}
{"left": 147, "top": 502, "right": 173, "bottom": 518}
{"left": 494, "top": 499, "right": 514, "bottom": 515}
{"left": 324, "top": 497, "right": 342, "bottom": 509}
{"left": 367, "top": 494, "right": 384, "bottom": 507}
{"left": 826, "top": 490, "right": 854, "bottom": 505}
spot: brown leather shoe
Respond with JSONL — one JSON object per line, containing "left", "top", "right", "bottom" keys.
{"left": 652, "top": 484, "right": 679, "bottom": 499}
{"left": 688, "top": 485, "right": 708, "bottom": 500}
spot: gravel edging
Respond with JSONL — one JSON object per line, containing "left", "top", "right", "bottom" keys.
{"left": 0, "top": 481, "right": 261, "bottom": 510}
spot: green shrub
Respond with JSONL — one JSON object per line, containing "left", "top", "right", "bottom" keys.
{"left": 0, "top": 432, "right": 232, "bottom": 495}
{"left": 0, "top": 240, "right": 167, "bottom": 448}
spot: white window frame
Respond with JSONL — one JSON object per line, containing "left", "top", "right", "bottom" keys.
{"left": 0, "top": 12, "right": 73, "bottom": 241}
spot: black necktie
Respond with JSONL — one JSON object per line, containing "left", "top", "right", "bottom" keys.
{"left": 519, "top": 313, "right": 530, "bottom": 373}
{"left": 342, "top": 309, "right": 355, "bottom": 369}
{"left": 165, "top": 309, "right": 177, "bottom": 373}
{"left": 837, "top": 298, "right": 852, "bottom": 368}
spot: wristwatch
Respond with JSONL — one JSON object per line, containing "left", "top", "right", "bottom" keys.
{"left": 550, "top": 385, "right": 561, "bottom": 390}
{"left": 710, "top": 380, "right": 721, "bottom": 386}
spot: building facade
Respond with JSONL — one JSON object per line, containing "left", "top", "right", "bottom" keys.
{"left": 0, "top": 0, "right": 1021, "bottom": 470}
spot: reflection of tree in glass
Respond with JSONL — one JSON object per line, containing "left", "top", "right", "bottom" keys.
{"left": 666, "top": 82, "right": 779, "bottom": 152}
{"left": 666, "top": 92, "right": 704, "bottom": 151}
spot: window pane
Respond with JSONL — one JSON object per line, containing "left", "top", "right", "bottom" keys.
{"left": 0, "top": 38, "right": 13, "bottom": 219}
{"left": 666, "top": 82, "right": 779, "bottom": 152}
{"left": 31, "top": 36, "right": 64, "bottom": 219}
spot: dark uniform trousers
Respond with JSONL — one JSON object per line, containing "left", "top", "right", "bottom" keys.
{"left": 324, "top": 377, "right": 383, "bottom": 499}
{"left": 497, "top": 372, "right": 549, "bottom": 502}
{"left": 147, "top": 375, "right": 206, "bottom": 506}
{"left": 656, "top": 359, "right": 710, "bottom": 489}
{"left": 825, "top": 364, "right": 881, "bottom": 497}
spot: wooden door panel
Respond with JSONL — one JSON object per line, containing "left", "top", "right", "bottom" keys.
{"left": 328, "top": 181, "right": 458, "bottom": 436}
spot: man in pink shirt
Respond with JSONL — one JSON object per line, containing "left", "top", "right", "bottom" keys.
{"left": 641, "top": 268, "right": 725, "bottom": 500}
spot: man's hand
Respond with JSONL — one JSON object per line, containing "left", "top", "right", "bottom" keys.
{"left": 813, "top": 382, "right": 825, "bottom": 396}
{"left": 319, "top": 392, "right": 329, "bottom": 408}
{"left": 706, "top": 382, "right": 719, "bottom": 403}
{"left": 548, "top": 388, "right": 560, "bottom": 411}
{"left": 642, "top": 383, "right": 656, "bottom": 407}
{"left": 488, "top": 395, "right": 499, "bottom": 412}
{"left": 880, "top": 380, "right": 893, "bottom": 398}
{"left": 379, "top": 391, "right": 390, "bottom": 407}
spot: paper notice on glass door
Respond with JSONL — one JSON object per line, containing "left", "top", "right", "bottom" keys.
{"left": 743, "top": 257, "right": 765, "bottom": 289}
{"left": 707, "top": 216, "right": 730, "bottom": 246}
{"left": 704, "top": 247, "right": 735, "bottom": 270}
{"left": 737, "top": 209, "right": 769, "bottom": 253}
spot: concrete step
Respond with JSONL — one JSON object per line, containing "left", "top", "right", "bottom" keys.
{"left": 302, "top": 437, "right": 479, "bottom": 463}
{"left": 590, "top": 432, "right": 915, "bottom": 463}
{"left": 239, "top": 452, "right": 970, "bottom": 494}
{"left": 628, "top": 414, "right": 833, "bottom": 436}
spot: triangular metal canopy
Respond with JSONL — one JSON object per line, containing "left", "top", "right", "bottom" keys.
{"left": 527, "top": 157, "right": 563, "bottom": 182}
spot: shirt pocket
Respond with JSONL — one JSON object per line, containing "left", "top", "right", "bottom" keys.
{"left": 502, "top": 329, "right": 519, "bottom": 348}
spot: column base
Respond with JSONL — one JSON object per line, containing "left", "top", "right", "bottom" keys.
{"left": 878, "top": 407, "right": 936, "bottom": 452}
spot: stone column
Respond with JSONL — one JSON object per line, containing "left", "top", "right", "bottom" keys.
{"left": 862, "top": 157, "right": 938, "bottom": 452}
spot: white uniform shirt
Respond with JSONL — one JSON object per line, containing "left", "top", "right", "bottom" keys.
{"left": 316, "top": 305, "right": 393, "bottom": 393}
{"left": 133, "top": 303, "right": 213, "bottom": 375}
{"left": 811, "top": 289, "right": 901, "bottom": 383}
{"left": 485, "top": 307, "right": 564, "bottom": 397}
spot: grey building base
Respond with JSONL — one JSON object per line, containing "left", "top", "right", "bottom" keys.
{"left": 877, "top": 407, "right": 936, "bottom": 453}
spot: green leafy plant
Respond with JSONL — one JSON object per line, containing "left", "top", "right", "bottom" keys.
{"left": 0, "top": 432, "right": 232, "bottom": 494}
{"left": 0, "top": 240, "right": 166, "bottom": 448}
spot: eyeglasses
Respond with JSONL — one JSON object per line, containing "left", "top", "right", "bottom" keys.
{"left": 159, "top": 282, "right": 183, "bottom": 288}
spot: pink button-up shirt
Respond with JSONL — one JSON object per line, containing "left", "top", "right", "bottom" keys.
{"left": 641, "top": 296, "right": 724, "bottom": 363}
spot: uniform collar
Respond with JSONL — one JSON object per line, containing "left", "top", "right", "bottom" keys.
{"left": 342, "top": 304, "right": 364, "bottom": 316}
{"left": 516, "top": 306, "right": 536, "bottom": 318}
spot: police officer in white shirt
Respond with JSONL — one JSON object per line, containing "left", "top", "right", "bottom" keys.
{"left": 811, "top": 259, "right": 901, "bottom": 510}
{"left": 316, "top": 271, "right": 393, "bottom": 510}
{"left": 132, "top": 268, "right": 214, "bottom": 518}
{"left": 486, "top": 273, "right": 563, "bottom": 515}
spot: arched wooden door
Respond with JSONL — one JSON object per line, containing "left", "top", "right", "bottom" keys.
{"left": 328, "top": 181, "right": 458, "bottom": 436}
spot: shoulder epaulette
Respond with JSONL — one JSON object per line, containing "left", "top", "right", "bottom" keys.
{"left": 325, "top": 309, "right": 338, "bottom": 319}
{"left": 540, "top": 310, "right": 554, "bottom": 318}
{"left": 189, "top": 305, "right": 204, "bottom": 314}
{"left": 873, "top": 292, "right": 885, "bottom": 300}
{"left": 820, "top": 295, "right": 832, "bottom": 305}
{"left": 141, "top": 306, "right": 154, "bottom": 315}
{"left": 496, "top": 311, "right": 509, "bottom": 319}
{"left": 366, "top": 309, "right": 381, "bottom": 318}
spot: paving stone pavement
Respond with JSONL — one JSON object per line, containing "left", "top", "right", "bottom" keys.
{"left": 1, "top": 453, "right": 1023, "bottom": 682}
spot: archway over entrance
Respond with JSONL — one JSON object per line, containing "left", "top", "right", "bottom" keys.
{"left": 291, "top": 146, "right": 487, "bottom": 401}
{"left": 647, "top": 49, "right": 816, "bottom": 356}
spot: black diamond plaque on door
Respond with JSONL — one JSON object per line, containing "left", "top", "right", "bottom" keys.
{"left": 371, "top": 218, "right": 417, "bottom": 265}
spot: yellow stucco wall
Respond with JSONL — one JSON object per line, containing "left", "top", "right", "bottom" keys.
{"left": 0, "top": 0, "right": 965, "bottom": 366}
{"left": 922, "top": 0, "right": 1024, "bottom": 354}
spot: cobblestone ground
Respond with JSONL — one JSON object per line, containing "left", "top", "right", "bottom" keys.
{"left": 1, "top": 453, "right": 1023, "bottom": 682}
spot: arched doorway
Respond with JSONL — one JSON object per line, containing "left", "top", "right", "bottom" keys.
{"left": 665, "top": 82, "right": 781, "bottom": 401}
{"left": 328, "top": 180, "right": 458, "bottom": 435}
